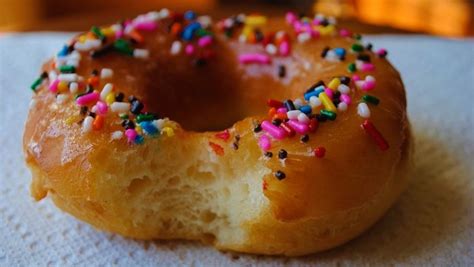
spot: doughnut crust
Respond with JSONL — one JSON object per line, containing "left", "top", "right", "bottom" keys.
{"left": 23, "top": 11, "right": 412, "bottom": 256}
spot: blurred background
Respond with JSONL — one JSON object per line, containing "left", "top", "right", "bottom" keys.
{"left": 0, "top": 0, "right": 473, "bottom": 37}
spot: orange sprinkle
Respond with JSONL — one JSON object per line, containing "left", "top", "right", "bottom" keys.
{"left": 129, "top": 30, "right": 144, "bottom": 43}
{"left": 209, "top": 142, "right": 224, "bottom": 156}
{"left": 88, "top": 76, "right": 100, "bottom": 87}
{"left": 268, "top": 107, "right": 277, "bottom": 117}
{"left": 171, "top": 23, "right": 182, "bottom": 36}
{"left": 272, "top": 113, "right": 287, "bottom": 121}
{"left": 92, "top": 115, "right": 104, "bottom": 130}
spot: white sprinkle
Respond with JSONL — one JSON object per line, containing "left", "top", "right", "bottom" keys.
{"left": 325, "top": 50, "right": 339, "bottom": 61}
{"left": 29, "top": 99, "right": 37, "bottom": 109}
{"left": 56, "top": 94, "right": 68, "bottom": 104}
{"left": 90, "top": 105, "right": 98, "bottom": 113}
{"left": 133, "top": 49, "right": 149, "bottom": 59}
{"left": 309, "top": 96, "right": 321, "bottom": 107}
{"left": 111, "top": 131, "right": 123, "bottom": 140}
{"left": 265, "top": 44, "right": 277, "bottom": 55}
{"left": 287, "top": 110, "right": 301, "bottom": 120}
{"left": 70, "top": 50, "right": 81, "bottom": 60}
{"left": 170, "top": 41, "right": 182, "bottom": 55}
{"left": 48, "top": 71, "right": 57, "bottom": 81}
{"left": 82, "top": 116, "right": 94, "bottom": 133}
{"left": 275, "top": 31, "right": 285, "bottom": 40}
{"left": 100, "top": 83, "right": 114, "bottom": 100}
{"left": 365, "top": 75, "right": 375, "bottom": 82}
{"left": 337, "top": 84, "right": 350, "bottom": 94}
{"left": 159, "top": 8, "right": 170, "bottom": 19}
{"left": 338, "top": 102, "right": 348, "bottom": 112}
{"left": 66, "top": 58, "right": 79, "bottom": 67}
{"left": 101, "top": 68, "right": 114, "bottom": 79}
{"left": 58, "top": 73, "right": 78, "bottom": 82}
{"left": 297, "top": 32, "right": 311, "bottom": 43}
{"left": 297, "top": 112, "right": 310, "bottom": 123}
{"left": 357, "top": 102, "right": 371, "bottom": 118}
{"left": 145, "top": 11, "right": 160, "bottom": 21}
{"left": 69, "top": 82, "right": 78, "bottom": 94}
{"left": 355, "top": 60, "right": 364, "bottom": 69}
{"left": 153, "top": 119, "right": 165, "bottom": 130}
{"left": 110, "top": 102, "right": 130, "bottom": 113}
{"left": 293, "top": 98, "right": 304, "bottom": 109}
{"left": 111, "top": 24, "right": 122, "bottom": 32}
{"left": 224, "top": 18, "right": 234, "bottom": 28}
{"left": 197, "top": 16, "right": 212, "bottom": 28}
{"left": 355, "top": 80, "right": 365, "bottom": 90}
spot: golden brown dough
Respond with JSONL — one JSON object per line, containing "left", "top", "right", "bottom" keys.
{"left": 23, "top": 10, "right": 412, "bottom": 256}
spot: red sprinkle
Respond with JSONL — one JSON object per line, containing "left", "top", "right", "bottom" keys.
{"left": 215, "top": 129, "right": 230, "bottom": 141}
{"left": 209, "top": 142, "right": 224, "bottom": 156}
{"left": 314, "top": 147, "right": 326, "bottom": 158}
{"left": 361, "top": 119, "right": 389, "bottom": 151}
{"left": 267, "top": 99, "right": 283, "bottom": 108}
{"left": 308, "top": 118, "right": 319, "bottom": 132}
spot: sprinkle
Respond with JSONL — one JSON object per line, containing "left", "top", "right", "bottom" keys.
{"left": 133, "top": 49, "right": 149, "bottom": 59}
{"left": 309, "top": 96, "right": 322, "bottom": 108}
{"left": 136, "top": 113, "right": 156, "bottom": 123}
{"left": 265, "top": 44, "right": 277, "bottom": 55}
{"left": 361, "top": 119, "right": 389, "bottom": 151}
{"left": 130, "top": 100, "right": 144, "bottom": 114}
{"left": 92, "top": 115, "right": 105, "bottom": 130}
{"left": 299, "top": 105, "right": 312, "bottom": 114}
{"left": 182, "top": 22, "right": 201, "bottom": 41}
{"left": 91, "top": 26, "right": 106, "bottom": 40}
{"left": 113, "top": 39, "right": 134, "bottom": 55}
{"left": 351, "top": 43, "right": 364, "bottom": 52}
{"left": 318, "top": 92, "right": 337, "bottom": 112}
{"left": 320, "top": 110, "right": 337, "bottom": 120}
{"left": 58, "top": 73, "right": 78, "bottom": 82}
{"left": 125, "top": 128, "right": 138, "bottom": 143}
{"left": 76, "top": 91, "right": 99, "bottom": 106}
{"left": 264, "top": 151, "right": 273, "bottom": 158}
{"left": 59, "top": 65, "right": 76, "bottom": 73}
{"left": 170, "top": 41, "right": 182, "bottom": 55}
{"left": 347, "top": 63, "right": 356, "bottom": 73}
{"left": 278, "top": 149, "right": 288, "bottom": 159}
{"left": 283, "top": 99, "right": 296, "bottom": 111}
{"left": 337, "top": 102, "right": 348, "bottom": 112}
{"left": 185, "top": 44, "right": 195, "bottom": 55}
{"left": 110, "top": 102, "right": 130, "bottom": 113}
{"left": 96, "top": 101, "right": 108, "bottom": 115}
{"left": 245, "top": 15, "right": 267, "bottom": 27}
{"left": 362, "top": 94, "right": 380, "bottom": 105}
{"left": 253, "top": 123, "right": 262, "bottom": 133}
{"left": 100, "top": 68, "right": 114, "bottom": 79}
{"left": 238, "top": 53, "right": 271, "bottom": 64}
{"left": 327, "top": 78, "right": 341, "bottom": 90}
{"left": 258, "top": 134, "right": 271, "bottom": 151}
{"left": 161, "top": 127, "right": 174, "bottom": 137}
{"left": 267, "top": 99, "right": 283, "bottom": 108}
{"left": 82, "top": 116, "right": 94, "bottom": 133}
{"left": 261, "top": 120, "right": 286, "bottom": 139}
{"left": 134, "top": 21, "right": 157, "bottom": 31}
{"left": 314, "top": 147, "right": 326, "bottom": 158}
{"left": 300, "top": 134, "right": 309, "bottom": 143}
{"left": 297, "top": 32, "right": 311, "bottom": 43}
{"left": 111, "top": 131, "right": 123, "bottom": 140}
{"left": 280, "top": 122, "right": 295, "bottom": 137}
{"left": 274, "top": 170, "right": 286, "bottom": 180}
{"left": 209, "top": 142, "right": 224, "bottom": 156}
{"left": 198, "top": 36, "right": 213, "bottom": 47}
{"left": 215, "top": 129, "right": 230, "bottom": 141}
{"left": 337, "top": 84, "right": 350, "bottom": 94}
{"left": 279, "top": 41, "right": 290, "bottom": 56}
{"left": 278, "top": 65, "right": 286, "bottom": 78}
{"left": 287, "top": 110, "right": 301, "bottom": 120}
{"left": 140, "top": 121, "right": 159, "bottom": 135}
{"left": 357, "top": 102, "right": 371, "bottom": 118}
{"left": 287, "top": 120, "right": 309, "bottom": 134}
{"left": 297, "top": 112, "right": 310, "bottom": 123}
{"left": 340, "top": 94, "right": 352, "bottom": 104}
{"left": 49, "top": 79, "right": 60, "bottom": 93}
{"left": 376, "top": 48, "right": 388, "bottom": 58}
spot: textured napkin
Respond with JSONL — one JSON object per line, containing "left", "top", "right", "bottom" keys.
{"left": 0, "top": 33, "right": 473, "bottom": 266}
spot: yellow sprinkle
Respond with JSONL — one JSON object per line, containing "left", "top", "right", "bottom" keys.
{"left": 242, "top": 26, "right": 253, "bottom": 37}
{"left": 319, "top": 92, "right": 337, "bottom": 112}
{"left": 328, "top": 78, "right": 341, "bottom": 91}
{"left": 58, "top": 81, "right": 68, "bottom": 92}
{"left": 162, "top": 127, "right": 174, "bottom": 137}
{"left": 78, "top": 35, "right": 87, "bottom": 43}
{"left": 135, "top": 125, "right": 143, "bottom": 134}
{"left": 245, "top": 15, "right": 267, "bottom": 27}
{"left": 105, "top": 92, "right": 115, "bottom": 105}
{"left": 101, "top": 27, "right": 114, "bottom": 37}
{"left": 318, "top": 25, "right": 335, "bottom": 36}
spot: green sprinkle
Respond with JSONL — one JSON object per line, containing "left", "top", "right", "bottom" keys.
{"left": 351, "top": 43, "right": 364, "bottom": 52}
{"left": 320, "top": 110, "right": 337, "bottom": 121}
{"left": 91, "top": 26, "right": 105, "bottom": 40}
{"left": 347, "top": 63, "right": 356, "bottom": 73}
{"left": 196, "top": 28, "right": 213, "bottom": 37}
{"left": 59, "top": 65, "right": 76, "bottom": 73}
{"left": 136, "top": 113, "right": 155, "bottom": 123}
{"left": 30, "top": 77, "right": 43, "bottom": 91}
{"left": 113, "top": 39, "right": 133, "bottom": 56}
{"left": 119, "top": 114, "right": 129, "bottom": 120}
{"left": 362, "top": 95, "right": 380, "bottom": 105}
{"left": 353, "top": 33, "right": 362, "bottom": 40}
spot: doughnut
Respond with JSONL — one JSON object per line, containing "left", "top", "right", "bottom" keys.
{"left": 23, "top": 9, "right": 412, "bottom": 256}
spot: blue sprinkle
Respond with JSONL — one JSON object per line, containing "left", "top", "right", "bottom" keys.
{"left": 304, "top": 86, "right": 325, "bottom": 100}
{"left": 182, "top": 22, "right": 201, "bottom": 41}
{"left": 334, "top": 48, "right": 346, "bottom": 57}
{"left": 299, "top": 105, "right": 312, "bottom": 114}
{"left": 140, "top": 121, "right": 159, "bottom": 135}
{"left": 184, "top": 10, "right": 197, "bottom": 20}
{"left": 57, "top": 45, "right": 68, "bottom": 57}
{"left": 134, "top": 135, "right": 144, "bottom": 144}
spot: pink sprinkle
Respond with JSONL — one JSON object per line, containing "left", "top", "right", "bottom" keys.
{"left": 96, "top": 101, "right": 108, "bottom": 115}
{"left": 285, "top": 12, "right": 297, "bottom": 24}
{"left": 238, "top": 53, "right": 271, "bottom": 64}
{"left": 49, "top": 79, "right": 59, "bottom": 93}
{"left": 340, "top": 94, "right": 352, "bottom": 105}
{"left": 339, "top": 28, "right": 351, "bottom": 37}
{"left": 115, "top": 29, "right": 124, "bottom": 39}
{"left": 134, "top": 21, "right": 157, "bottom": 31}
{"left": 125, "top": 129, "right": 137, "bottom": 143}
{"left": 279, "top": 41, "right": 290, "bottom": 56}
{"left": 310, "top": 30, "right": 320, "bottom": 38}
{"left": 76, "top": 91, "right": 99, "bottom": 106}
{"left": 362, "top": 80, "right": 376, "bottom": 91}
{"left": 287, "top": 120, "right": 309, "bottom": 135}
{"left": 361, "top": 63, "right": 375, "bottom": 72}
{"left": 261, "top": 121, "right": 286, "bottom": 139}
{"left": 352, "top": 74, "right": 361, "bottom": 82}
{"left": 324, "top": 88, "right": 334, "bottom": 98}
{"left": 277, "top": 107, "right": 288, "bottom": 114}
{"left": 293, "top": 21, "right": 303, "bottom": 33}
{"left": 376, "top": 48, "right": 387, "bottom": 56}
{"left": 198, "top": 36, "right": 213, "bottom": 47}
{"left": 185, "top": 44, "right": 195, "bottom": 55}
{"left": 313, "top": 18, "right": 322, "bottom": 25}
{"left": 258, "top": 134, "right": 271, "bottom": 151}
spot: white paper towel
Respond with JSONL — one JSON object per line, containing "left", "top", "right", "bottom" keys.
{"left": 0, "top": 33, "right": 473, "bottom": 266}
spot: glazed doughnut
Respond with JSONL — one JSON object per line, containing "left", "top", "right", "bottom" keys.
{"left": 23, "top": 9, "right": 412, "bottom": 256}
